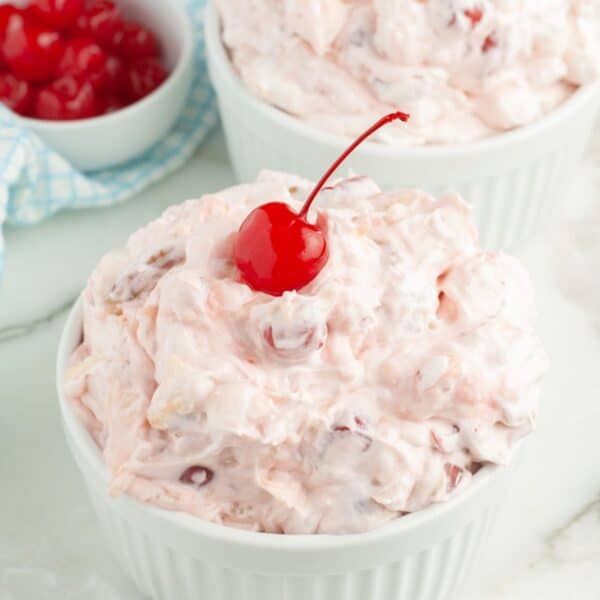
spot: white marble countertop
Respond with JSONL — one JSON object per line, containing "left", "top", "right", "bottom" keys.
{"left": 1, "top": 128, "right": 599, "bottom": 599}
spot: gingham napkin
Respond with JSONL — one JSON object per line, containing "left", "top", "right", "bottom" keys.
{"left": 0, "top": 0, "right": 217, "bottom": 275}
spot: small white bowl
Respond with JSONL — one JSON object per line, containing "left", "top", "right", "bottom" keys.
{"left": 205, "top": 1, "right": 600, "bottom": 250}
{"left": 11, "top": 0, "right": 194, "bottom": 171}
{"left": 57, "top": 298, "right": 521, "bottom": 600}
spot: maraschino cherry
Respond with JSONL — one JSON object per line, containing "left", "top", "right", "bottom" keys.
{"left": 234, "top": 111, "right": 410, "bottom": 296}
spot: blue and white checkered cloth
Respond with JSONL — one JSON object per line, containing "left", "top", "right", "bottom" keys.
{"left": 0, "top": 0, "right": 217, "bottom": 276}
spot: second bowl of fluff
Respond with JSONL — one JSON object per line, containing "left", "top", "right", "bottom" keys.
{"left": 206, "top": 0, "right": 600, "bottom": 249}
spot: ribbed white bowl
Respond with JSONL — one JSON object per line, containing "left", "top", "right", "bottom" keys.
{"left": 205, "top": 2, "right": 600, "bottom": 251}
{"left": 58, "top": 299, "right": 520, "bottom": 600}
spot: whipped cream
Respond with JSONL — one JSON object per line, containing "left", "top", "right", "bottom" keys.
{"left": 216, "top": 0, "right": 600, "bottom": 144}
{"left": 66, "top": 172, "right": 547, "bottom": 534}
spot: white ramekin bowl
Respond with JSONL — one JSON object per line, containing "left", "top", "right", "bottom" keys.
{"left": 205, "top": 1, "right": 600, "bottom": 251}
{"left": 8, "top": 0, "right": 194, "bottom": 172}
{"left": 57, "top": 298, "right": 520, "bottom": 600}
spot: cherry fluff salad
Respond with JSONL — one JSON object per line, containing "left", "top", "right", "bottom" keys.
{"left": 216, "top": 0, "right": 600, "bottom": 144}
{"left": 65, "top": 115, "right": 547, "bottom": 534}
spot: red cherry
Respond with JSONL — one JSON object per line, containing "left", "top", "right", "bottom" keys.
{"left": 444, "top": 463, "right": 464, "bottom": 491}
{"left": 104, "top": 53, "right": 125, "bottom": 93}
{"left": 93, "top": 91, "right": 107, "bottom": 113}
{"left": 482, "top": 32, "right": 498, "bottom": 53}
{"left": 20, "top": 6, "right": 42, "bottom": 22}
{"left": 124, "top": 57, "right": 167, "bottom": 102}
{"left": 34, "top": 75, "right": 98, "bottom": 119}
{"left": 0, "top": 72, "right": 34, "bottom": 115}
{"left": 0, "top": 4, "right": 19, "bottom": 42}
{"left": 57, "top": 38, "right": 108, "bottom": 91}
{"left": 1, "top": 13, "right": 63, "bottom": 81}
{"left": 234, "top": 112, "right": 410, "bottom": 296}
{"left": 464, "top": 7, "right": 483, "bottom": 27}
{"left": 0, "top": 4, "right": 19, "bottom": 69}
{"left": 179, "top": 466, "right": 214, "bottom": 488}
{"left": 102, "top": 92, "right": 126, "bottom": 113}
{"left": 234, "top": 202, "right": 329, "bottom": 297}
{"left": 29, "top": 0, "right": 84, "bottom": 29}
{"left": 111, "top": 22, "right": 158, "bottom": 59}
{"left": 72, "top": 0, "right": 122, "bottom": 47}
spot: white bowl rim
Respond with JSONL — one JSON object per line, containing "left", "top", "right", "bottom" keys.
{"left": 57, "top": 295, "right": 514, "bottom": 552}
{"left": 12, "top": 0, "right": 194, "bottom": 132}
{"left": 205, "top": 0, "right": 600, "bottom": 160}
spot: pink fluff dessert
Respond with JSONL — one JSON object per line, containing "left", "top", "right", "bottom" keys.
{"left": 215, "top": 0, "right": 600, "bottom": 144}
{"left": 65, "top": 171, "right": 547, "bottom": 534}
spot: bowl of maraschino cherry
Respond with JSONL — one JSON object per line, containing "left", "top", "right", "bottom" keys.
{"left": 0, "top": 0, "right": 193, "bottom": 170}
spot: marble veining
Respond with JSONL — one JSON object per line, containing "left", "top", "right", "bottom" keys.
{"left": 545, "top": 495, "right": 600, "bottom": 564}
{"left": 0, "top": 297, "right": 76, "bottom": 344}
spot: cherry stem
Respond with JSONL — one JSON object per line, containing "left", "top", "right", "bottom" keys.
{"left": 298, "top": 111, "right": 410, "bottom": 219}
